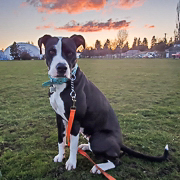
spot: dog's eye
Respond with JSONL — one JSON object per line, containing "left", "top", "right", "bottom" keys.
{"left": 49, "top": 49, "right": 56, "bottom": 55}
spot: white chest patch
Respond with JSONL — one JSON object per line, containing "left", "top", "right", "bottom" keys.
{"left": 50, "top": 84, "right": 67, "bottom": 121}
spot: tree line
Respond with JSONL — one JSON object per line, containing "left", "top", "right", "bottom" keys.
{"left": 81, "top": 29, "right": 174, "bottom": 58}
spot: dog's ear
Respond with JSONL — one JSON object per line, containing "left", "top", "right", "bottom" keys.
{"left": 70, "top": 34, "right": 85, "bottom": 49}
{"left": 38, "top": 34, "right": 52, "bottom": 54}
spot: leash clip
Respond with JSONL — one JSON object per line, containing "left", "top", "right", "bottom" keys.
{"left": 71, "top": 98, "right": 76, "bottom": 109}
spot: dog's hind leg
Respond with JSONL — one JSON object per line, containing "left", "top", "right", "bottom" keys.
{"left": 90, "top": 160, "right": 116, "bottom": 174}
{"left": 89, "top": 132, "right": 121, "bottom": 174}
{"left": 78, "top": 143, "right": 92, "bottom": 151}
{"left": 54, "top": 113, "right": 67, "bottom": 162}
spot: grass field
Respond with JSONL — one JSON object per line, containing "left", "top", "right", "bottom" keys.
{"left": 0, "top": 59, "right": 180, "bottom": 180}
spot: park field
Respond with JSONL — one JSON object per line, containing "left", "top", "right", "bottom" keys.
{"left": 0, "top": 59, "right": 180, "bottom": 180}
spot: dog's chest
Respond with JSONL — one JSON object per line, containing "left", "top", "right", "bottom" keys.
{"left": 49, "top": 84, "right": 67, "bottom": 121}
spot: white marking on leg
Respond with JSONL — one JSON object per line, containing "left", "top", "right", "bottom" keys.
{"left": 78, "top": 143, "right": 92, "bottom": 152}
{"left": 78, "top": 144, "right": 90, "bottom": 151}
{"left": 54, "top": 120, "right": 67, "bottom": 162}
{"left": 90, "top": 160, "right": 115, "bottom": 174}
{"left": 66, "top": 134, "right": 79, "bottom": 170}
{"left": 54, "top": 136, "right": 66, "bottom": 162}
{"left": 165, "top": 144, "right": 169, "bottom": 151}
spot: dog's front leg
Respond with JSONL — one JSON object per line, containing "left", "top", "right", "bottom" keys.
{"left": 54, "top": 113, "right": 67, "bottom": 162}
{"left": 66, "top": 133, "right": 79, "bottom": 170}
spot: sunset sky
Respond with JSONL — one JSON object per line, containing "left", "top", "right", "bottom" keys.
{"left": 0, "top": 0, "right": 179, "bottom": 50}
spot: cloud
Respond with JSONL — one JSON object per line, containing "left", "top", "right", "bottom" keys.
{"left": 36, "top": 19, "right": 131, "bottom": 32}
{"left": 117, "top": 0, "right": 146, "bottom": 9}
{"left": 25, "top": 0, "right": 146, "bottom": 14}
{"left": 20, "top": 2, "right": 28, "bottom": 7}
{"left": 36, "top": 23, "right": 54, "bottom": 30}
{"left": 144, "top": 24, "right": 155, "bottom": 29}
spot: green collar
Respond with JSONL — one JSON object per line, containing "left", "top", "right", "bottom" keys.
{"left": 42, "top": 64, "right": 78, "bottom": 87}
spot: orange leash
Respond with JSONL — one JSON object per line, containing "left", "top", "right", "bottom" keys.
{"left": 78, "top": 149, "right": 116, "bottom": 180}
{"left": 66, "top": 108, "right": 116, "bottom": 180}
{"left": 66, "top": 108, "right": 76, "bottom": 147}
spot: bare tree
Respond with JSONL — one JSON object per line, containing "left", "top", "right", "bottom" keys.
{"left": 116, "top": 29, "right": 128, "bottom": 49}
{"left": 110, "top": 38, "right": 118, "bottom": 50}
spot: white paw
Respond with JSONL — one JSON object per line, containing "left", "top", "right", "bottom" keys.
{"left": 54, "top": 154, "right": 64, "bottom": 162}
{"left": 66, "top": 158, "right": 77, "bottom": 170}
{"left": 90, "top": 161, "right": 115, "bottom": 174}
{"left": 78, "top": 144, "right": 90, "bottom": 151}
{"left": 90, "top": 165, "right": 101, "bottom": 174}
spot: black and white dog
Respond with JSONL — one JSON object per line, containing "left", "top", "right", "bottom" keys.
{"left": 38, "top": 34, "right": 168, "bottom": 174}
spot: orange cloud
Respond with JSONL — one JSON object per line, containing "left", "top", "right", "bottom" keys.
{"left": 36, "top": 19, "right": 131, "bottom": 32}
{"left": 118, "top": 0, "right": 146, "bottom": 9}
{"left": 144, "top": 24, "right": 155, "bottom": 29}
{"left": 25, "top": 0, "right": 146, "bottom": 14}
{"left": 36, "top": 23, "right": 54, "bottom": 30}
{"left": 20, "top": 2, "right": 28, "bottom": 7}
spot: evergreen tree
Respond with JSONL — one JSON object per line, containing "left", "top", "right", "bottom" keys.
{"left": 103, "top": 39, "right": 110, "bottom": 49}
{"left": 168, "top": 37, "right": 173, "bottom": 46}
{"left": 122, "top": 41, "right": 129, "bottom": 52}
{"left": 132, "top": 37, "right": 138, "bottom": 49}
{"left": 95, "top": 40, "right": 101, "bottom": 50}
{"left": 137, "top": 38, "right": 141, "bottom": 46}
{"left": 142, "top": 37, "right": 148, "bottom": 47}
{"left": 151, "top": 36, "right": 157, "bottom": 49}
{"left": 10, "top": 42, "right": 20, "bottom": 60}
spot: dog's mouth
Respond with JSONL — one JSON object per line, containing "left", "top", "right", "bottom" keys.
{"left": 51, "top": 75, "right": 69, "bottom": 80}
{"left": 56, "top": 74, "right": 67, "bottom": 78}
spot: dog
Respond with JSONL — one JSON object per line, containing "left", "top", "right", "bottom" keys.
{"left": 38, "top": 34, "right": 168, "bottom": 174}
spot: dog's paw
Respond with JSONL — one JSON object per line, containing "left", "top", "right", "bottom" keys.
{"left": 65, "top": 158, "right": 77, "bottom": 170}
{"left": 90, "top": 165, "right": 101, "bottom": 174}
{"left": 90, "top": 161, "right": 115, "bottom": 174}
{"left": 54, "top": 154, "right": 64, "bottom": 162}
{"left": 78, "top": 144, "right": 90, "bottom": 151}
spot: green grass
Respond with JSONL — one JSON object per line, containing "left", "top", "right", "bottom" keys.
{"left": 0, "top": 59, "right": 180, "bottom": 180}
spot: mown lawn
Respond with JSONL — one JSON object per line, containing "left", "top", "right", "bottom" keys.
{"left": 0, "top": 59, "right": 180, "bottom": 180}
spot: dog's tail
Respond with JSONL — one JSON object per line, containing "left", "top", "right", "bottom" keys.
{"left": 121, "top": 144, "right": 169, "bottom": 162}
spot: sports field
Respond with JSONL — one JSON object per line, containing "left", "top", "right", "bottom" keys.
{"left": 0, "top": 59, "right": 180, "bottom": 180}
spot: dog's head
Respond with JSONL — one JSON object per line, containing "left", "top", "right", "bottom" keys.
{"left": 38, "top": 34, "right": 85, "bottom": 79}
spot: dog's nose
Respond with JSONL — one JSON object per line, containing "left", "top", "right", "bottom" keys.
{"left": 56, "top": 63, "right": 67, "bottom": 74}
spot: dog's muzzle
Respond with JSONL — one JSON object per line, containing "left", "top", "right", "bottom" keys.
{"left": 56, "top": 63, "right": 67, "bottom": 77}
